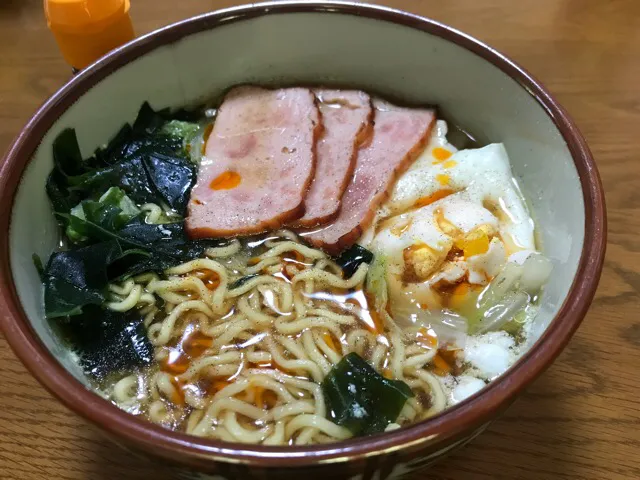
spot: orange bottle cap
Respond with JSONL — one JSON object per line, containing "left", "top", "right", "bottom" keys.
{"left": 44, "top": 0, "right": 134, "bottom": 69}
{"left": 45, "top": 0, "right": 131, "bottom": 34}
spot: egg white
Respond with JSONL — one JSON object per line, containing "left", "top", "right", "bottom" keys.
{"left": 380, "top": 119, "right": 457, "bottom": 216}
{"left": 371, "top": 194, "right": 502, "bottom": 312}
{"left": 367, "top": 120, "right": 540, "bottom": 308}
{"left": 381, "top": 124, "right": 535, "bottom": 252}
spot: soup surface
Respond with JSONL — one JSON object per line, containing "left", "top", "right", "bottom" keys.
{"left": 39, "top": 86, "right": 551, "bottom": 445}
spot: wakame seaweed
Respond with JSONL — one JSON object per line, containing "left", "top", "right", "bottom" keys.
{"left": 57, "top": 209, "right": 226, "bottom": 281}
{"left": 335, "top": 244, "right": 374, "bottom": 278}
{"left": 52, "top": 128, "right": 86, "bottom": 175}
{"left": 229, "top": 274, "right": 259, "bottom": 290}
{"left": 42, "top": 224, "right": 221, "bottom": 319}
{"left": 322, "top": 352, "right": 414, "bottom": 435}
{"left": 43, "top": 240, "right": 148, "bottom": 318}
{"left": 48, "top": 102, "right": 198, "bottom": 217}
{"left": 58, "top": 305, "right": 153, "bottom": 380}
{"left": 108, "top": 219, "right": 228, "bottom": 279}
{"left": 39, "top": 102, "right": 211, "bottom": 379}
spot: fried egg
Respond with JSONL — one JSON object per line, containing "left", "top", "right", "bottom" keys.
{"left": 369, "top": 120, "right": 539, "bottom": 314}
{"left": 381, "top": 123, "right": 535, "bottom": 253}
{"left": 378, "top": 119, "right": 458, "bottom": 216}
{"left": 371, "top": 194, "right": 504, "bottom": 311}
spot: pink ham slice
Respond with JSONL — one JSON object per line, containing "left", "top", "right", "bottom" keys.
{"left": 186, "top": 86, "right": 321, "bottom": 238}
{"left": 291, "top": 90, "right": 373, "bottom": 228}
{"left": 302, "top": 100, "right": 436, "bottom": 254}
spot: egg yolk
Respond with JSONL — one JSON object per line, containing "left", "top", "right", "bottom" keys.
{"left": 413, "top": 189, "right": 454, "bottom": 208}
{"left": 447, "top": 282, "right": 472, "bottom": 310}
{"left": 403, "top": 242, "right": 446, "bottom": 282}
{"left": 432, "top": 147, "right": 453, "bottom": 163}
{"left": 455, "top": 229, "right": 491, "bottom": 257}
{"left": 416, "top": 327, "right": 438, "bottom": 350}
{"left": 436, "top": 174, "right": 450, "bottom": 186}
{"left": 443, "top": 160, "right": 457, "bottom": 169}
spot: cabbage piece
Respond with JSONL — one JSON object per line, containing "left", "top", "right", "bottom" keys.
{"left": 394, "top": 304, "right": 469, "bottom": 350}
{"left": 66, "top": 187, "right": 141, "bottom": 243}
{"left": 474, "top": 291, "right": 530, "bottom": 334}
{"left": 471, "top": 254, "right": 552, "bottom": 334}
{"left": 477, "top": 261, "right": 523, "bottom": 312}
{"left": 185, "top": 123, "right": 211, "bottom": 164}
{"left": 365, "top": 252, "right": 388, "bottom": 312}
{"left": 161, "top": 120, "right": 200, "bottom": 145}
{"left": 520, "top": 253, "right": 553, "bottom": 294}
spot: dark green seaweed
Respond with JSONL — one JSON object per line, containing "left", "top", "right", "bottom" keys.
{"left": 229, "top": 274, "right": 259, "bottom": 290}
{"left": 335, "top": 244, "right": 374, "bottom": 278}
{"left": 58, "top": 305, "right": 153, "bottom": 380}
{"left": 322, "top": 352, "right": 414, "bottom": 435}
{"left": 43, "top": 241, "right": 148, "bottom": 318}
{"left": 47, "top": 102, "right": 198, "bottom": 218}
{"left": 40, "top": 102, "right": 211, "bottom": 380}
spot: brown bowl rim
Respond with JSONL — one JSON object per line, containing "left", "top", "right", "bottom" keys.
{"left": 0, "top": 0, "right": 606, "bottom": 469}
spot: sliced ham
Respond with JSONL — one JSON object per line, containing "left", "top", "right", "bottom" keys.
{"left": 291, "top": 90, "right": 373, "bottom": 228}
{"left": 302, "top": 100, "right": 436, "bottom": 254}
{"left": 186, "top": 86, "right": 321, "bottom": 238}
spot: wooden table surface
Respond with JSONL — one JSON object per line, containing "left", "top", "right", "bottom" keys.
{"left": 0, "top": 1, "right": 638, "bottom": 479}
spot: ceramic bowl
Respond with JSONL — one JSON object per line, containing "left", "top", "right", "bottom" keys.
{"left": 0, "top": 2, "right": 606, "bottom": 479}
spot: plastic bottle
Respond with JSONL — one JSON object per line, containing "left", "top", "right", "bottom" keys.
{"left": 44, "top": 0, "right": 135, "bottom": 71}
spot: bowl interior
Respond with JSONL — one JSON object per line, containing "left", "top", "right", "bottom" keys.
{"left": 9, "top": 10, "right": 584, "bottom": 388}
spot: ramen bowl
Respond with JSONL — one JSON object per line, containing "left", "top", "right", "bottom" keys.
{"left": 0, "top": 2, "right": 605, "bottom": 479}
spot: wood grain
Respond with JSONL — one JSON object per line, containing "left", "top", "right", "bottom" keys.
{"left": 0, "top": 1, "right": 637, "bottom": 479}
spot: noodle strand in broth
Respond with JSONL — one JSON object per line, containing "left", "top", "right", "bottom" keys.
{"left": 107, "top": 231, "right": 447, "bottom": 445}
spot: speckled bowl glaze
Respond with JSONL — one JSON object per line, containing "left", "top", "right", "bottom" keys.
{"left": 0, "top": 2, "right": 605, "bottom": 479}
